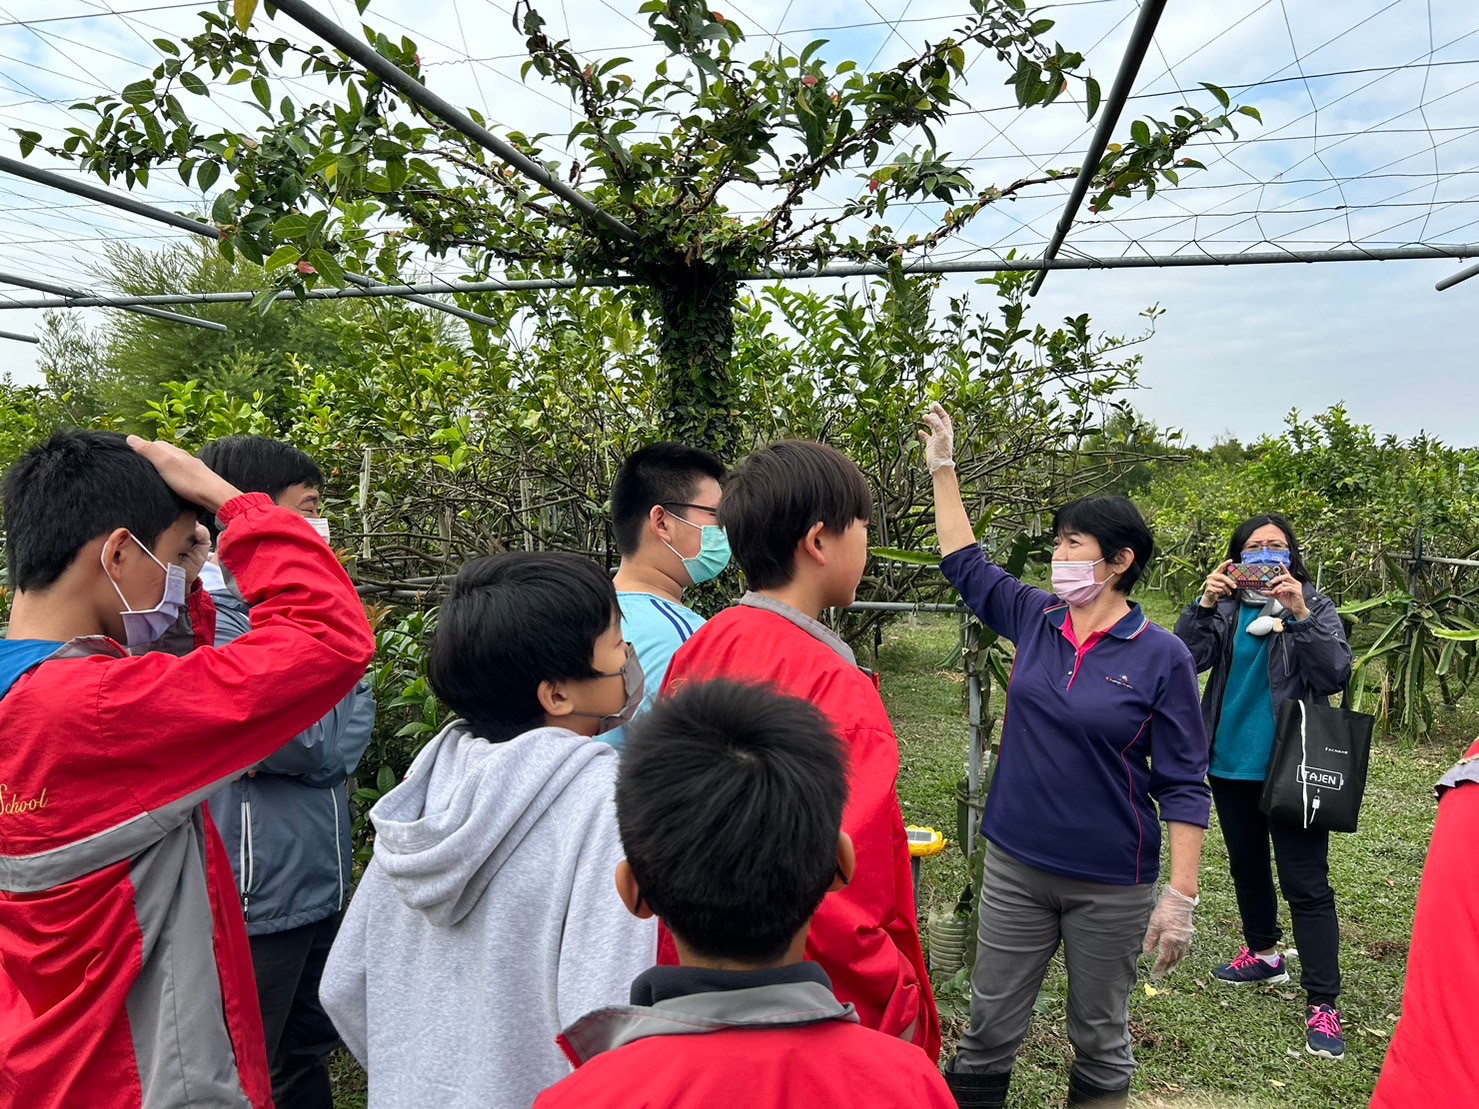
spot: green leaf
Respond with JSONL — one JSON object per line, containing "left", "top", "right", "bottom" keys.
{"left": 272, "top": 213, "right": 312, "bottom": 241}
{"left": 871, "top": 546, "right": 938, "bottom": 567}
{"left": 234, "top": 0, "right": 257, "bottom": 33}
{"left": 251, "top": 76, "right": 271, "bottom": 112}
{"left": 1085, "top": 76, "right": 1101, "bottom": 121}
{"left": 376, "top": 764, "right": 396, "bottom": 793}
{"left": 195, "top": 160, "right": 220, "bottom": 192}
{"left": 153, "top": 38, "right": 180, "bottom": 56}
{"left": 121, "top": 79, "right": 155, "bottom": 106}
{"left": 1200, "top": 82, "right": 1230, "bottom": 109}
{"left": 227, "top": 69, "right": 252, "bottom": 86}
{"left": 1431, "top": 627, "right": 1479, "bottom": 642}
{"left": 180, "top": 71, "right": 209, "bottom": 97}
{"left": 306, "top": 248, "right": 346, "bottom": 286}
{"left": 264, "top": 244, "right": 300, "bottom": 271}
{"left": 1238, "top": 104, "right": 1262, "bottom": 123}
{"left": 1130, "top": 119, "right": 1151, "bottom": 146}
{"left": 210, "top": 189, "right": 236, "bottom": 224}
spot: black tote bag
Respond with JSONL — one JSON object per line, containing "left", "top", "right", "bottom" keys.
{"left": 1259, "top": 694, "right": 1374, "bottom": 833}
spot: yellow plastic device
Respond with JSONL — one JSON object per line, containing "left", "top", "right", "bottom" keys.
{"left": 906, "top": 825, "right": 947, "bottom": 858}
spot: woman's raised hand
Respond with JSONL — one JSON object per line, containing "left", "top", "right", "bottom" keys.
{"left": 1269, "top": 571, "right": 1310, "bottom": 620}
{"left": 1200, "top": 561, "right": 1237, "bottom": 608}
{"left": 919, "top": 402, "right": 956, "bottom": 474}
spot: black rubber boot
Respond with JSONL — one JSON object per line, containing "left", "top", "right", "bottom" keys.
{"left": 1065, "top": 1069, "right": 1130, "bottom": 1108}
{"left": 943, "top": 1060, "right": 1011, "bottom": 1109}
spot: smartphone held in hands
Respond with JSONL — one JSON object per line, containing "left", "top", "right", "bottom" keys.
{"left": 1227, "top": 562, "right": 1282, "bottom": 591}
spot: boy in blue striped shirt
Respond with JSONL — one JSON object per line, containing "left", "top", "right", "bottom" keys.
{"left": 606, "top": 443, "right": 728, "bottom": 746}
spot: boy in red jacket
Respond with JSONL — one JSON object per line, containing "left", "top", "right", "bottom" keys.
{"left": 661, "top": 440, "right": 939, "bottom": 1059}
{"left": 537, "top": 680, "right": 954, "bottom": 1108}
{"left": 0, "top": 431, "right": 375, "bottom": 1109}
{"left": 1369, "top": 738, "right": 1479, "bottom": 1107}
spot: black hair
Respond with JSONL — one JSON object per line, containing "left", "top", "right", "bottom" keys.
{"left": 1, "top": 430, "right": 192, "bottom": 592}
{"left": 1226, "top": 514, "right": 1311, "bottom": 584}
{"left": 610, "top": 442, "right": 727, "bottom": 557}
{"left": 718, "top": 441, "right": 873, "bottom": 590}
{"left": 198, "top": 435, "right": 323, "bottom": 501}
{"left": 617, "top": 680, "right": 848, "bottom": 964}
{"left": 1052, "top": 495, "right": 1155, "bottom": 595}
{"left": 428, "top": 551, "right": 618, "bottom": 739}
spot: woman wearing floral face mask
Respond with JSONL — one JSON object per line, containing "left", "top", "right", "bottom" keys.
{"left": 921, "top": 405, "right": 1211, "bottom": 1109}
{"left": 1174, "top": 515, "right": 1353, "bottom": 1062}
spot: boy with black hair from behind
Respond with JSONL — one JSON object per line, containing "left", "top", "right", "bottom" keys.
{"left": 0, "top": 431, "right": 375, "bottom": 1109}
{"left": 319, "top": 551, "right": 657, "bottom": 1109}
{"left": 535, "top": 680, "right": 955, "bottom": 1108}
{"left": 661, "top": 440, "right": 940, "bottom": 1059}
{"left": 198, "top": 434, "right": 377, "bottom": 1109}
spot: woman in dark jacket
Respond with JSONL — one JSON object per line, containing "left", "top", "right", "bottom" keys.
{"left": 1174, "top": 514, "right": 1352, "bottom": 1062}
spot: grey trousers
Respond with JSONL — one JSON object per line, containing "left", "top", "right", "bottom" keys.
{"left": 954, "top": 845, "right": 1158, "bottom": 1090}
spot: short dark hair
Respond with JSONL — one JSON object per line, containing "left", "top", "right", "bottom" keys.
{"left": 428, "top": 552, "right": 618, "bottom": 739}
{"left": 1227, "top": 514, "right": 1311, "bottom": 584}
{"left": 1052, "top": 495, "right": 1154, "bottom": 594}
{"left": 718, "top": 441, "right": 872, "bottom": 590}
{"left": 198, "top": 435, "right": 323, "bottom": 501}
{"left": 1, "top": 430, "right": 191, "bottom": 592}
{"left": 617, "top": 680, "right": 848, "bottom": 963}
{"left": 610, "top": 442, "right": 726, "bottom": 556}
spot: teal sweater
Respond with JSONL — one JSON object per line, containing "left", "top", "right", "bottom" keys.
{"left": 1211, "top": 603, "right": 1276, "bottom": 780}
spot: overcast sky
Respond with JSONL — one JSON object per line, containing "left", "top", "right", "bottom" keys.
{"left": 1, "top": 0, "right": 1475, "bottom": 445}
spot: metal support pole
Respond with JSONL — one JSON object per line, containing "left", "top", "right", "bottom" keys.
{"left": 0, "top": 154, "right": 222, "bottom": 239}
{"left": 342, "top": 271, "right": 499, "bottom": 328}
{"left": 0, "top": 269, "right": 227, "bottom": 333}
{"left": 1436, "top": 259, "right": 1479, "bottom": 291}
{"left": 268, "top": 0, "right": 640, "bottom": 245}
{"left": 3, "top": 243, "right": 1473, "bottom": 312}
{"left": 1029, "top": 0, "right": 1168, "bottom": 296}
{"left": 0, "top": 328, "right": 39, "bottom": 344}
{"left": 964, "top": 618, "right": 985, "bottom": 861}
{"left": 0, "top": 157, "right": 504, "bottom": 325}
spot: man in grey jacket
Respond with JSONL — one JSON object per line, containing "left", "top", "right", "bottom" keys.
{"left": 201, "top": 435, "right": 376, "bottom": 1109}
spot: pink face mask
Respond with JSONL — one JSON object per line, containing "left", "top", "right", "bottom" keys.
{"left": 1052, "top": 559, "right": 1113, "bottom": 607}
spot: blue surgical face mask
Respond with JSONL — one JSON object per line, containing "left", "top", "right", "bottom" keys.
{"left": 664, "top": 514, "right": 731, "bottom": 586}
{"left": 103, "top": 534, "right": 187, "bottom": 650}
{"left": 1242, "top": 548, "right": 1292, "bottom": 568}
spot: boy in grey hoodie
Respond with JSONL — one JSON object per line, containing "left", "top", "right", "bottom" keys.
{"left": 320, "top": 552, "right": 658, "bottom": 1109}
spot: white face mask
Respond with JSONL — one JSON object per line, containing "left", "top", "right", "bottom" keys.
{"left": 307, "top": 515, "right": 332, "bottom": 545}
{"left": 103, "top": 535, "right": 187, "bottom": 650}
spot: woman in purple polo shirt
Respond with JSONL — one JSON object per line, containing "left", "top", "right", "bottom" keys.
{"left": 921, "top": 405, "right": 1210, "bottom": 1109}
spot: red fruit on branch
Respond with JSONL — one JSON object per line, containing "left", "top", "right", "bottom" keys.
{"left": 801, "top": 75, "right": 818, "bottom": 87}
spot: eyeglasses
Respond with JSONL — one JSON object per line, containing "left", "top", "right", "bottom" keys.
{"left": 663, "top": 502, "right": 720, "bottom": 517}
{"left": 1243, "top": 540, "right": 1291, "bottom": 552}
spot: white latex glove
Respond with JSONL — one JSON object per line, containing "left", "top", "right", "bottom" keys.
{"left": 1142, "top": 887, "right": 1197, "bottom": 977}
{"left": 919, "top": 402, "right": 956, "bottom": 473}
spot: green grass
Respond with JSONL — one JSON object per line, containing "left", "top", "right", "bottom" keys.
{"left": 882, "top": 603, "right": 1458, "bottom": 1109}
{"left": 331, "top": 593, "right": 1459, "bottom": 1108}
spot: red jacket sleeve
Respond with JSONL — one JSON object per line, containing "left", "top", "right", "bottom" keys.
{"left": 92, "top": 493, "right": 376, "bottom": 814}
{"left": 1371, "top": 766, "right": 1479, "bottom": 1106}
{"left": 805, "top": 717, "right": 941, "bottom": 1061}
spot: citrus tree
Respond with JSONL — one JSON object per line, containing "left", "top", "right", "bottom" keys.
{"left": 12, "top": 0, "right": 1255, "bottom": 450}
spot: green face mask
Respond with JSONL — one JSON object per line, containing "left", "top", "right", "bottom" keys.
{"left": 665, "top": 513, "right": 732, "bottom": 586}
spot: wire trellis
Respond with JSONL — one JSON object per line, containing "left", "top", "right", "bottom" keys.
{"left": 0, "top": 0, "right": 1476, "bottom": 340}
